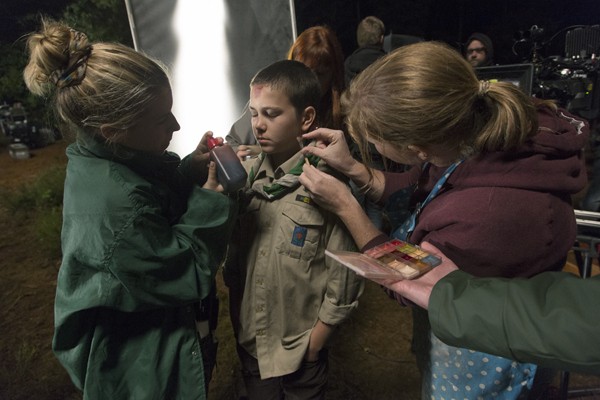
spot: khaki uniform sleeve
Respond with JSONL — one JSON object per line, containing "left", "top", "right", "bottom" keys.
{"left": 318, "top": 213, "right": 365, "bottom": 326}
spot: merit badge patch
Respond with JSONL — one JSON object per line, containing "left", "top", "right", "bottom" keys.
{"left": 291, "top": 225, "right": 307, "bottom": 247}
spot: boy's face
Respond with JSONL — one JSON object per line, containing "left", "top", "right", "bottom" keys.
{"left": 249, "top": 84, "right": 312, "bottom": 160}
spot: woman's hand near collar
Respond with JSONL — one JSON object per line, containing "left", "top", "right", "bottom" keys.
{"left": 300, "top": 128, "right": 357, "bottom": 176}
{"left": 299, "top": 162, "right": 355, "bottom": 214}
{"left": 300, "top": 127, "right": 385, "bottom": 202}
{"left": 299, "top": 163, "right": 382, "bottom": 249}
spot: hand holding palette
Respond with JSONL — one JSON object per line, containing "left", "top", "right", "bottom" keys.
{"left": 326, "top": 239, "right": 441, "bottom": 280}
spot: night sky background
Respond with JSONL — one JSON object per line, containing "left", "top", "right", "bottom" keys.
{"left": 1, "top": 0, "right": 598, "bottom": 64}
{"left": 0, "top": 0, "right": 72, "bottom": 41}
{"left": 294, "top": 0, "right": 599, "bottom": 64}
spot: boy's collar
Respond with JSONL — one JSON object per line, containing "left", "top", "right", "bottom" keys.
{"left": 247, "top": 150, "right": 320, "bottom": 201}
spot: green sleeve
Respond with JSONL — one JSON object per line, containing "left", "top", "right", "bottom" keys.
{"left": 429, "top": 270, "right": 600, "bottom": 374}
{"left": 102, "top": 186, "right": 236, "bottom": 311}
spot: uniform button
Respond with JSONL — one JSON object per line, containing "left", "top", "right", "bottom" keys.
{"left": 256, "top": 278, "right": 263, "bottom": 285}
{"left": 192, "top": 351, "right": 198, "bottom": 357}
{"left": 256, "top": 305, "right": 264, "bottom": 312}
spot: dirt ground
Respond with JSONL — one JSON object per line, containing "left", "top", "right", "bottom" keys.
{"left": 0, "top": 140, "right": 598, "bottom": 400}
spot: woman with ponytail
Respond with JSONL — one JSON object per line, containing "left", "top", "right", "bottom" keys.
{"left": 299, "top": 41, "right": 589, "bottom": 399}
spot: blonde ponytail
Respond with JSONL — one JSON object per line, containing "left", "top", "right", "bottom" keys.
{"left": 342, "top": 41, "right": 540, "bottom": 163}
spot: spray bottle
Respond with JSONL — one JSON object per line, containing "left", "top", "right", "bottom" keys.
{"left": 207, "top": 136, "right": 248, "bottom": 193}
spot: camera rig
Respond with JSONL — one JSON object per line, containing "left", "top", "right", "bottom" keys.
{"left": 513, "top": 25, "right": 600, "bottom": 121}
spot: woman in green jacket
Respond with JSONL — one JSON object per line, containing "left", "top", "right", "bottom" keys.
{"left": 386, "top": 242, "right": 600, "bottom": 375}
{"left": 23, "top": 19, "right": 236, "bottom": 399}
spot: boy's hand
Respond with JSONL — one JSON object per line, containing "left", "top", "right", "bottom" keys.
{"left": 236, "top": 144, "right": 261, "bottom": 161}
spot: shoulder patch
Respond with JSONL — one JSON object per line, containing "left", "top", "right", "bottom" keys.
{"left": 295, "top": 194, "right": 314, "bottom": 206}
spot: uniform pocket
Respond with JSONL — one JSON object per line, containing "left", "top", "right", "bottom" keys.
{"left": 278, "top": 201, "right": 324, "bottom": 261}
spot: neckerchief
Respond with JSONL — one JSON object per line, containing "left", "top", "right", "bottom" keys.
{"left": 247, "top": 152, "right": 320, "bottom": 200}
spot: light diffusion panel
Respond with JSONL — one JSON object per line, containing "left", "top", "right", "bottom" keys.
{"left": 124, "top": 0, "right": 296, "bottom": 155}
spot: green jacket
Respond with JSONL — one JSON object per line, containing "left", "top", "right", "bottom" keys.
{"left": 429, "top": 270, "right": 600, "bottom": 375}
{"left": 53, "top": 138, "right": 236, "bottom": 399}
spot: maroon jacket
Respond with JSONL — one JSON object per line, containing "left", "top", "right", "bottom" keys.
{"left": 377, "top": 105, "right": 589, "bottom": 278}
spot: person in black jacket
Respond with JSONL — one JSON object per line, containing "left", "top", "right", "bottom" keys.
{"left": 344, "top": 16, "right": 386, "bottom": 86}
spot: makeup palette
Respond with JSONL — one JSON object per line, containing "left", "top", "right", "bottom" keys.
{"left": 326, "top": 238, "right": 441, "bottom": 280}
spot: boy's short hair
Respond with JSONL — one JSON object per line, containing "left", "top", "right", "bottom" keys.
{"left": 250, "top": 60, "right": 321, "bottom": 117}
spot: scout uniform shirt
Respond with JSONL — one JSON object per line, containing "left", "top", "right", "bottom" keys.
{"left": 234, "top": 150, "right": 364, "bottom": 379}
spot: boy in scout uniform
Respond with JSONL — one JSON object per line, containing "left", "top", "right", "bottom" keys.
{"left": 224, "top": 59, "right": 364, "bottom": 399}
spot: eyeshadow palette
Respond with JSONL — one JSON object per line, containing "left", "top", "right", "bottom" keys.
{"left": 326, "top": 239, "right": 441, "bottom": 280}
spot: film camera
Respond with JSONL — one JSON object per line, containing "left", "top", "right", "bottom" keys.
{"left": 513, "top": 25, "right": 600, "bottom": 121}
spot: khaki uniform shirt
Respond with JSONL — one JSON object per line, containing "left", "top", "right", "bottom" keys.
{"left": 234, "top": 151, "right": 364, "bottom": 379}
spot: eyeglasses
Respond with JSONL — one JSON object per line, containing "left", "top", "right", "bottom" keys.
{"left": 467, "top": 47, "right": 486, "bottom": 54}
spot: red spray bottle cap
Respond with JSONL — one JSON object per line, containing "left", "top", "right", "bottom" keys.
{"left": 207, "top": 136, "right": 221, "bottom": 150}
